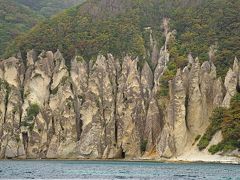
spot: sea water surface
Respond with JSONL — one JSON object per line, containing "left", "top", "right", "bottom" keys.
{"left": 0, "top": 160, "right": 239, "bottom": 179}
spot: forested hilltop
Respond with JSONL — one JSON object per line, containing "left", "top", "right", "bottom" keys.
{"left": 4, "top": 0, "right": 240, "bottom": 77}
{"left": 0, "top": 0, "right": 85, "bottom": 56}
{"left": 14, "top": 0, "right": 86, "bottom": 17}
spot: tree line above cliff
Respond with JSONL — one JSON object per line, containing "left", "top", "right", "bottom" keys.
{"left": 2, "top": 0, "right": 240, "bottom": 78}
{"left": 13, "top": 0, "right": 86, "bottom": 17}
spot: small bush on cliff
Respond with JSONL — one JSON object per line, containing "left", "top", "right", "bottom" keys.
{"left": 26, "top": 103, "right": 40, "bottom": 121}
{"left": 198, "top": 136, "right": 210, "bottom": 151}
{"left": 192, "top": 135, "right": 201, "bottom": 146}
{"left": 209, "top": 141, "right": 237, "bottom": 155}
{"left": 21, "top": 103, "right": 40, "bottom": 131}
{"left": 140, "top": 140, "right": 148, "bottom": 153}
{"left": 195, "top": 135, "right": 201, "bottom": 142}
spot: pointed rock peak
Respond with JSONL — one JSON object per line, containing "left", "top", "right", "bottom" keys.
{"left": 229, "top": 67, "right": 233, "bottom": 73}
{"left": 122, "top": 55, "right": 132, "bottom": 66}
{"left": 4, "top": 57, "right": 21, "bottom": 70}
{"left": 150, "top": 33, "right": 155, "bottom": 48}
{"left": 5, "top": 56, "right": 19, "bottom": 63}
{"left": 107, "top": 53, "right": 114, "bottom": 60}
{"left": 201, "top": 61, "right": 211, "bottom": 72}
{"left": 225, "top": 68, "right": 234, "bottom": 80}
{"left": 17, "top": 51, "right": 22, "bottom": 60}
{"left": 122, "top": 56, "right": 138, "bottom": 73}
{"left": 210, "top": 61, "right": 216, "bottom": 69}
{"left": 188, "top": 53, "right": 194, "bottom": 65}
{"left": 2, "top": 57, "right": 21, "bottom": 87}
{"left": 89, "top": 59, "right": 94, "bottom": 69}
{"left": 141, "top": 61, "right": 153, "bottom": 88}
{"left": 73, "top": 55, "right": 85, "bottom": 64}
{"left": 0, "top": 65, "right": 3, "bottom": 79}
{"left": 217, "top": 76, "right": 223, "bottom": 84}
{"left": 176, "top": 68, "right": 182, "bottom": 77}
{"left": 46, "top": 51, "right": 54, "bottom": 61}
{"left": 71, "top": 56, "right": 77, "bottom": 64}
{"left": 233, "top": 57, "right": 239, "bottom": 73}
{"left": 210, "top": 63, "right": 217, "bottom": 78}
{"left": 38, "top": 50, "right": 46, "bottom": 59}
{"left": 133, "top": 57, "right": 139, "bottom": 68}
{"left": 54, "top": 50, "right": 66, "bottom": 68}
{"left": 70, "top": 56, "right": 78, "bottom": 71}
{"left": 106, "top": 53, "right": 120, "bottom": 70}
{"left": 94, "top": 55, "right": 106, "bottom": 67}
{"left": 159, "top": 46, "right": 165, "bottom": 54}
{"left": 97, "top": 54, "right": 105, "bottom": 60}
{"left": 54, "top": 49, "right": 64, "bottom": 61}
{"left": 162, "top": 17, "right": 170, "bottom": 37}
{"left": 182, "top": 66, "right": 190, "bottom": 74}
{"left": 151, "top": 42, "right": 159, "bottom": 67}
{"left": 195, "top": 57, "right": 200, "bottom": 64}
{"left": 209, "top": 44, "right": 217, "bottom": 62}
{"left": 142, "top": 62, "right": 152, "bottom": 75}
{"left": 27, "top": 49, "right": 37, "bottom": 65}
{"left": 108, "top": 54, "right": 121, "bottom": 72}
{"left": 106, "top": 53, "right": 116, "bottom": 65}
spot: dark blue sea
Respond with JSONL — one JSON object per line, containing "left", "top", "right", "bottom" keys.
{"left": 0, "top": 160, "right": 239, "bottom": 179}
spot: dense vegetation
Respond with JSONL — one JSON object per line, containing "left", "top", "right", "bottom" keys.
{"left": 0, "top": 0, "right": 43, "bottom": 55}
{"left": 0, "top": 0, "right": 85, "bottom": 56}
{"left": 198, "top": 93, "right": 240, "bottom": 154}
{"left": 4, "top": 0, "right": 240, "bottom": 78}
{"left": 21, "top": 103, "right": 40, "bottom": 131}
{"left": 14, "top": 0, "right": 85, "bottom": 17}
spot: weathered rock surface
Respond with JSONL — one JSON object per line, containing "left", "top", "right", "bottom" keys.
{"left": 0, "top": 48, "right": 239, "bottom": 160}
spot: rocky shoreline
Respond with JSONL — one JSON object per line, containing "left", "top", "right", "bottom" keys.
{"left": 3, "top": 157, "right": 240, "bottom": 165}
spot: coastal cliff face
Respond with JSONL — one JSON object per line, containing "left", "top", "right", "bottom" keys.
{"left": 1, "top": 0, "right": 240, "bottom": 164}
{"left": 0, "top": 46, "right": 239, "bottom": 161}
{"left": 0, "top": 17, "right": 239, "bottom": 160}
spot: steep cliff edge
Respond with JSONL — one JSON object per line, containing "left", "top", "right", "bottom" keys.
{"left": 0, "top": 47, "right": 239, "bottom": 162}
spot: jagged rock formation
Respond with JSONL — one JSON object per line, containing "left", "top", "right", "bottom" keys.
{"left": 0, "top": 48, "right": 239, "bottom": 160}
